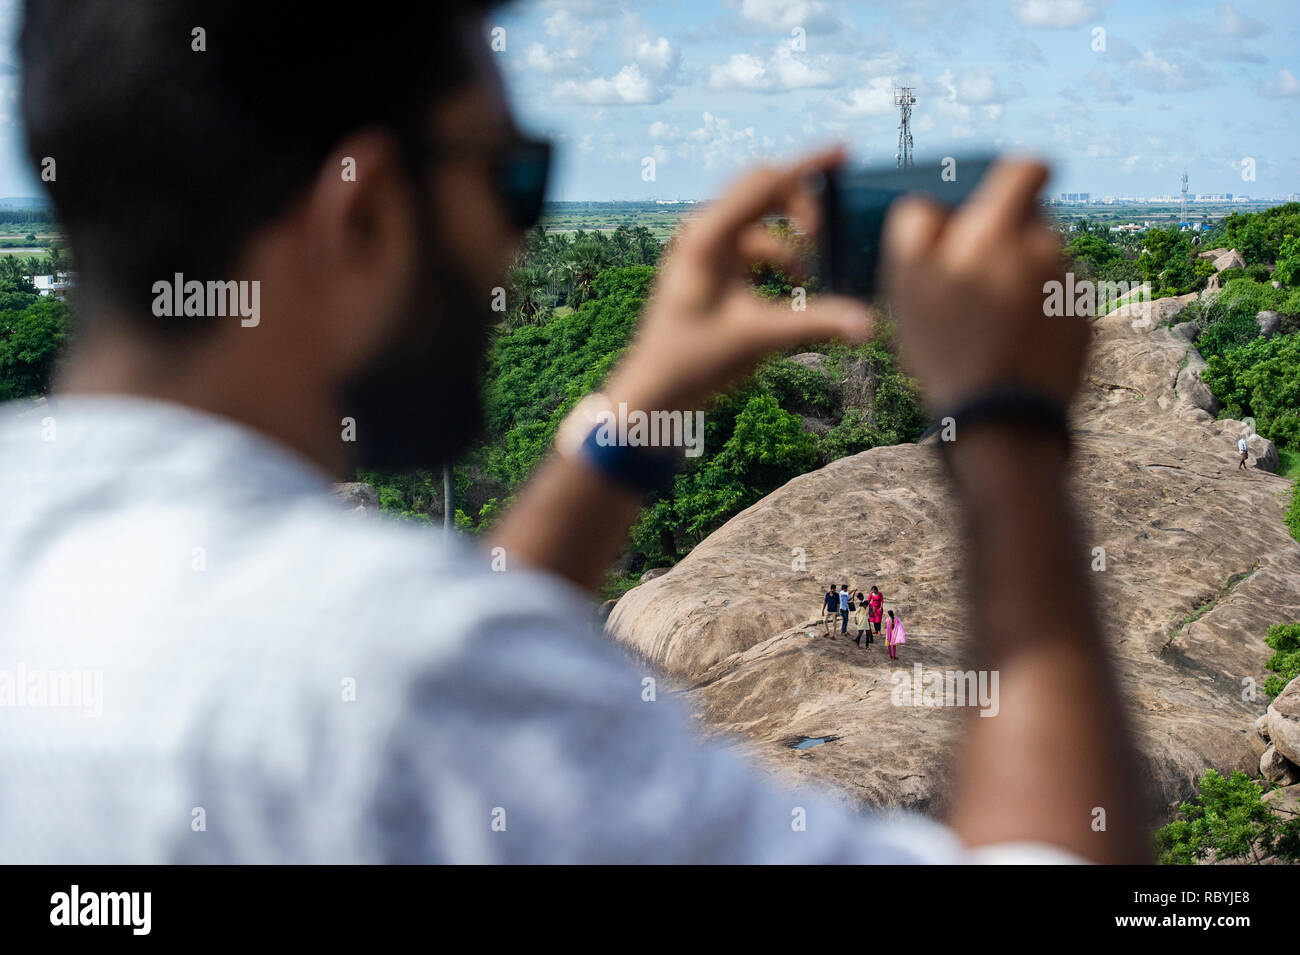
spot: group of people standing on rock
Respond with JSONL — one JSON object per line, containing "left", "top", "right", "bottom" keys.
{"left": 820, "top": 584, "right": 904, "bottom": 658}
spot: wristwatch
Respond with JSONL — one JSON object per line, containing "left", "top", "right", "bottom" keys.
{"left": 556, "top": 392, "right": 679, "bottom": 495}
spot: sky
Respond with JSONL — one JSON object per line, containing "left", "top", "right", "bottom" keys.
{"left": 1, "top": 0, "right": 1298, "bottom": 201}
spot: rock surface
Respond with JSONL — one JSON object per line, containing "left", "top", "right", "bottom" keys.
{"left": 332, "top": 482, "right": 379, "bottom": 516}
{"left": 608, "top": 294, "right": 1300, "bottom": 817}
{"left": 1267, "top": 677, "right": 1300, "bottom": 766}
{"left": 1261, "top": 744, "right": 1299, "bottom": 785}
{"left": 1213, "top": 249, "right": 1247, "bottom": 272}
{"left": 1257, "top": 310, "right": 1282, "bottom": 339}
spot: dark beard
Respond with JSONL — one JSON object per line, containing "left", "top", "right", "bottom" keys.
{"left": 341, "top": 244, "right": 493, "bottom": 473}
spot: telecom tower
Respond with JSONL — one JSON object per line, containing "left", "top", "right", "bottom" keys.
{"left": 1180, "top": 170, "right": 1189, "bottom": 227}
{"left": 894, "top": 87, "right": 916, "bottom": 168}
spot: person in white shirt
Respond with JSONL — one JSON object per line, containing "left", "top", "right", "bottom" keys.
{"left": 1238, "top": 433, "right": 1250, "bottom": 470}
{"left": 3, "top": 0, "right": 1145, "bottom": 863}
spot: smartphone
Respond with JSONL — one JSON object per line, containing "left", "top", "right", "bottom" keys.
{"left": 814, "top": 156, "right": 997, "bottom": 298}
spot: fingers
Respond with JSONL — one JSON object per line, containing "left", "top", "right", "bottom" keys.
{"left": 688, "top": 145, "right": 846, "bottom": 259}
{"left": 882, "top": 196, "right": 947, "bottom": 269}
{"left": 942, "top": 159, "right": 1050, "bottom": 268}
{"left": 743, "top": 294, "right": 871, "bottom": 355}
{"left": 964, "top": 159, "right": 1050, "bottom": 232}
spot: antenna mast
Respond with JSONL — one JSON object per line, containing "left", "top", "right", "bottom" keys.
{"left": 894, "top": 87, "right": 915, "bottom": 168}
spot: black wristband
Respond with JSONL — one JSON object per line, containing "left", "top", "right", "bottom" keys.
{"left": 921, "top": 385, "right": 1071, "bottom": 453}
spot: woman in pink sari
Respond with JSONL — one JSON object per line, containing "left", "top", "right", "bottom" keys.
{"left": 866, "top": 586, "right": 884, "bottom": 645}
{"left": 885, "top": 609, "right": 906, "bottom": 659}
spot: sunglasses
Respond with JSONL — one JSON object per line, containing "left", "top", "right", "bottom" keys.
{"left": 494, "top": 137, "right": 552, "bottom": 231}
{"left": 420, "top": 132, "right": 552, "bottom": 232}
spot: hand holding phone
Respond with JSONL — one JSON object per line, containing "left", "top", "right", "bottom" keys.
{"left": 815, "top": 156, "right": 997, "bottom": 298}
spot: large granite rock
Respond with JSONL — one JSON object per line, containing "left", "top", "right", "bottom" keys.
{"left": 1267, "top": 677, "right": 1300, "bottom": 766}
{"left": 1261, "top": 744, "right": 1299, "bottom": 786}
{"left": 1213, "top": 249, "right": 1247, "bottom": 272}
{"left": 608, "top": 295, "right": 1300, "bottom": 816}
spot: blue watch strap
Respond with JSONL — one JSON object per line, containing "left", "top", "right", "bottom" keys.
{"left": 579, "top": 425, "right": 678, "bottom": 495}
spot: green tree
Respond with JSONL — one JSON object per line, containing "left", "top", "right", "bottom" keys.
{"left": 1155, "top": 769, "right": 1300, "bottom": 864}
{"left": 1275, "top": 234, "right": 1300, "bottom": 287}
{"left": 0, "top": 297, "right": 71, "bottom": 399}
{"left": 1263, "top": 622, "right": 1300, "bottom": 698}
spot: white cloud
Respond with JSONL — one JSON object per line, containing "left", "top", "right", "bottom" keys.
{"left": 1261, "top": 67, "right": 1300, "bottom": 98}
{"left": 633, "top": 36, "right": 680, "bottom": 78}
{"left": 523, "top": 42, "right": 585, "bottom": 77}
{"left": 833, "top": 76, "right": 897, "bottom": 117}
{"left": 1125, "top": 50, "right": 1212, "bottom": 93}
{"left": 736, "top": 0, "right": 839, "bottom": 33}
{"left": 1011, "top": 0, "right": 1102, "bottom": 29}
{"left": 951, "top": 68, "right": 1022, "bottom": 105}
{"left": 707, "top": 45, "right": 839, "bottom": 92}
{"left": 552, "top": 63, "right": 666, "bottom": 105}
{"left": 1215, "top": 3, "right": 1266, "bottom": 38}
{"left": 683, "top": 111, "right": 764, "bottom": 169}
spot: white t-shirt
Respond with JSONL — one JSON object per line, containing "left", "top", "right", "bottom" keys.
{"left": 0, "top": 395, "right": 1078, "bottom": 864}
{"left": 1238, "top": 437, "right": 1249, "bottom": 454}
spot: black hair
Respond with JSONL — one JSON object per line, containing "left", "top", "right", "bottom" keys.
{"left": 20, "top": 0, "right": 498, "bottom": 324}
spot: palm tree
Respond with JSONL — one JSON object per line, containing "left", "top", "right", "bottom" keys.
{"left": 47, "top": 242, "right": 66, "bottom": 278}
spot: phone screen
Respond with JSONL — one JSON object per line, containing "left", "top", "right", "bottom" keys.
{"left": 817, "top": 157, "right": 997, "bottom": 298}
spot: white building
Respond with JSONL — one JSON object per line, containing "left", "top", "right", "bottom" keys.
{"left": 33, "top": 272, "right": 76, "bottom": 301}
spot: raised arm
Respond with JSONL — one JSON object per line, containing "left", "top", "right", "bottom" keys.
{"left": 491, "top": 149, "right": 870, "bottom": 591}
{"left": 882, "top": 161, "right": 1147, "bottom": 863}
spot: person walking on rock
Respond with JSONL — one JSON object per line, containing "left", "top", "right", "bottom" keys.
{"left": 837, "top": 584, "right": 851, "bottom": 638}
{"left": 867, "top": 586, "right": 884, "bottom": 642}
{"left": 854, "top": 591, "right": 869, "bottom": 646}
{"left": 821, "top": 585, "right": 838, "bottom": 632}
{"left": 886, "top": 610, "right": 906, "bottom": 660}
{"left": 1238, "top": 432, "right": 1249, "bottom": 470}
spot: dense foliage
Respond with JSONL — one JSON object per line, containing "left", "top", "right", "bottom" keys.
{"left": 1263, "top": 622, "right": 1300, "bottom": 699}
{"left": 1175, "top": 206, "right": 1300, "bottom": 488}
{"left": 0, "top": 264, "right": 72, "bottom": 401}
{"left": 1155, "top": 769, "right": 1300, "bottom": 865}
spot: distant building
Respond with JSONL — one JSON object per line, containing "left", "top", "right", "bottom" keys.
{"left": 33, "top": 272, "right": 76, "bottom": 301}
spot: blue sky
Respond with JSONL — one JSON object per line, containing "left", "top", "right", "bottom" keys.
{"left": 2, "top": 0, "right": 1298, "bottom": 200}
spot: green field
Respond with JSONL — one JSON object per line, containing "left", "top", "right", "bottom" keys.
{"left": 541, "top": 199, "right": 1288, "bottom": 238}
{"left": 539, "top": 202, "right": 700, "bottom": 239}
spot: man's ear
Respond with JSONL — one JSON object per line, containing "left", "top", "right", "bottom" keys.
{"left": 291, "top": 128, "right": 421, "bottom": 377}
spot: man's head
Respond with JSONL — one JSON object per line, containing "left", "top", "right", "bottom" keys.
{"left": 21, "top": 0, "right": 531, "bottom": 472}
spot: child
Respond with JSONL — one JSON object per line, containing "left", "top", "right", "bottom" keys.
{"left": 885, "top": 609, "right": 907, "bottom": 659}
{"left": 853, "top": 592, "right": 869, "bottom": 646}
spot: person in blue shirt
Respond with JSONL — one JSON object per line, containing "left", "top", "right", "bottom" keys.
{"left": 821, "top": 585, "right": 838, "bottom": 632}
{"left": 838, "top": 584, "right": 851, "bottom": 636}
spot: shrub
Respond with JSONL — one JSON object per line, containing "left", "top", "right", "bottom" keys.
{"left": 1202, "top": 332, "right": 1300, "bottom": 449}
{"left": 1264, "top": 622, "right": 1300, "bottom": 698}
{"left": 1155, "top": 769, "right": 1300, "bottom": 864}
